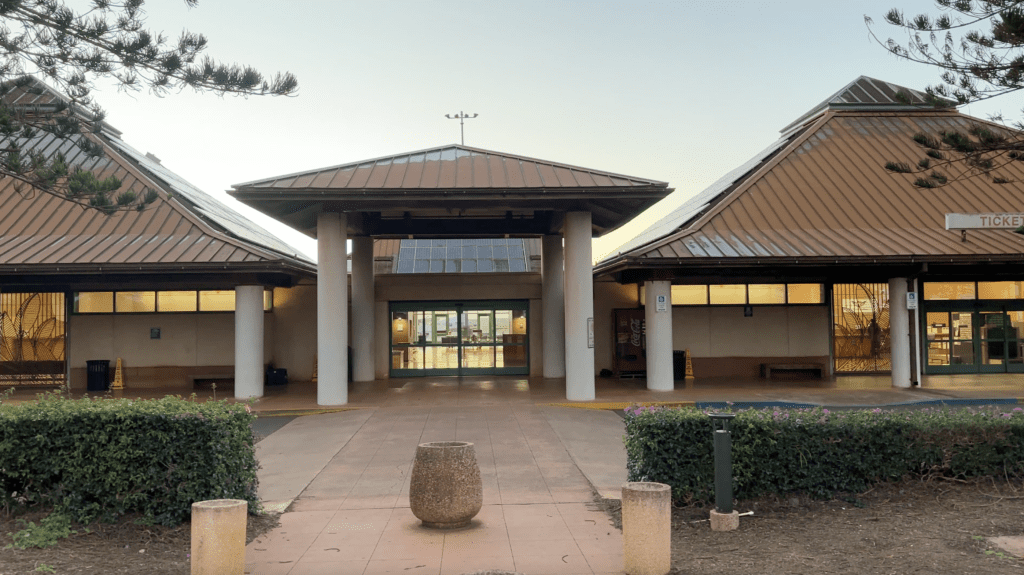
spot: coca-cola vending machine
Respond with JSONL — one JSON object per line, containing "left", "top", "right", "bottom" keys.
{"left": 613, "top": 308, "right": 646, "bottom": 377}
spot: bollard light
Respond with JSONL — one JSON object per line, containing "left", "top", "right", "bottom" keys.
{"left": 708, "top": 412, "right": 735, "bottom": 513}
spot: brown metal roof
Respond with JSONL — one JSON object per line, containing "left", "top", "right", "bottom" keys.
{"left": 235, "top": 145, "right": 666, "bottom": 191}
{"left": 779, "top": 75, "right": 955, "bottom": 133}
{"left": 598, "top": 108, "right": 1024, "bottom": 273}
{"left": 230, "top": 145, "right": 673, "bottom": 236}
{"left": 0, "top": 79, "right": 315, "bottom": 278}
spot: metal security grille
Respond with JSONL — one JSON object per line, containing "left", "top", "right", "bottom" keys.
{"left": 0, "top": 292, "right": 66, "bottom": 385}
{"left": 832, "top": 283, "right": 891, "bottom": 373}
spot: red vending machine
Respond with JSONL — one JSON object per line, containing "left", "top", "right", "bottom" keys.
{"left": 613, "top": 308, "right": 646, "bottom": 377}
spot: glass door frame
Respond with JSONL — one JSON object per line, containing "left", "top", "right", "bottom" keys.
{"left": 389, "top": 300, "right": 529, "bottom": 378}
{"left": 922, "top": 300, "right": 1024, "bottom": 374}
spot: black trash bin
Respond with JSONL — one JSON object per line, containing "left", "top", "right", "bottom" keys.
{"left": 86, "top": 360, "right": 110, "bottom": 391}
{"left": 672, "top": 350, "right": 687, "bottom": 381}
{"left": 266, "top": 368, "right": 288, "bottom": 386}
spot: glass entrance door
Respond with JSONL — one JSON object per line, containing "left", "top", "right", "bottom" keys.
{"left": 924, "top": 306, "right": 1024, "bottom": 374}
{"left": 390, "top": 301, "right": 528, "bottom": 377}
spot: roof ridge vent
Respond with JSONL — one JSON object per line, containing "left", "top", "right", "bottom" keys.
{"left": 145, "top": 152, "right": 162, "bottom": 164}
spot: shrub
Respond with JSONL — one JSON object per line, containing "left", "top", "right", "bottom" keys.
{"left": 623, "top": 405, "right": 1024, "bottom": 503}
{"left": 0, "top": 394, "right": 259, "bottom": 525}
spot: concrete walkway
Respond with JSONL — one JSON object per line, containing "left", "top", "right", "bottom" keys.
{"left": 248, "top": 402, "right": 627, "bottom": 575}
{"left": 237, "top": 374, "right": 1024, "bottom": 574}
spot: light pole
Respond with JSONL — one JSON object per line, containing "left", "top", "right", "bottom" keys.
{"left": 445, "top": 111, "right": 478, "bottom": 145}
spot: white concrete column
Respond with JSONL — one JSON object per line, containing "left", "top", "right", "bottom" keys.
{"left": 351, "top": 236, "right": 375, "bottom": 382}
{"left": 234, "top": 285, "right": 265, "bottom": 399}
{"left": 644, "top": 280, "right": 674, "bottom": 391}
{"left": 317, "top": 212, "right": 348, "bottom": 405}
{"left": 889, "top": 278, "right": 912, "bottom": 389}
{"left": 542, "top": 235, "right": 566, "bottom": 378}
{"left": 563, "top": 211, "right": 595, "bottom": 401}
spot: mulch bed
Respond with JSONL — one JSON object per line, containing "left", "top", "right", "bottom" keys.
{"left": 596, "top": 478, "right": 1024, "bottom": 575}
{"left": 0, "top": 510, "right": 279, "bottom": 575}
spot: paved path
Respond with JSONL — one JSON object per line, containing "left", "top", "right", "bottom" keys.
{"left": 247, "top": 404, "right": 627, "bottom": 575}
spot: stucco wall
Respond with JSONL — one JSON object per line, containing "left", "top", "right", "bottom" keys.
{"left": 270, "top": 284, "right": 317, "bottom": 381}
{"left": 67, "top": 310, "right": 275, "bottom": 389}
{"left": 593, "top": 280, "right": 831, "bottom": 378}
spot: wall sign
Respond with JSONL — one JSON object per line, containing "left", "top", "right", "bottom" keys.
{"left": 587, "top": 318, "right": 595, "bottom": 348}
{"left": 655, "top": 294, "right": 668, "bottom": 312}
{"left": 150, "top": 328, "right": 161, "bottom": 339}
{"left": 945, "top": 213, "right": 1024, "bottom": 229}
{"left": 906, "top": 292, "right": 918, "bottom": 310}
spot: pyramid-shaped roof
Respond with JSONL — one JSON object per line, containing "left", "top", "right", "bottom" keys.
{"left": 596, "top": 77, "right": 1024, "bottom": 274}
{"left": 231, "top": 145, "right": 673, "bottom": 236}
{"left": 0, "top": 77, "right": 314, "bottom": 278}
{"left": 234, "top": 144, "right": 667, "bottom": 191}
{"left": 778, "top": 75, "right": 955, "bottom": 133}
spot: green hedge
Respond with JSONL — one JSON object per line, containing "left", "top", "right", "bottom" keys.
{"left": 0, "top": 394, "right": 259, "bottom": 525}
{"left": 624, "top": 405, "right": 1024, "bottom": 503}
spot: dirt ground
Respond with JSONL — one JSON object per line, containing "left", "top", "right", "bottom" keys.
{"left": 0, "top": 510, "right": 279, "bottom": 575}
{"left": 2, "top": 479, "right": 1021, "bottom": 574}
{"left": 600, "top": 478, "right": 1024, "bottom": 575}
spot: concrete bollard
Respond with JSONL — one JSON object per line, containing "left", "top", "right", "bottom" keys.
{"left": 622, "top": 482, "right": 671, "bottom": 575}
{"left": 191, "top": 499, "right": 247, "bottom": 575}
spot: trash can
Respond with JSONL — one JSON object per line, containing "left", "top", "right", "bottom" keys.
{"left": 86, "top": 360, "right": 110, "bottom": 391}
{"left": 266, "top": 368, "right": 288, "bottom": 386}
{"left": 672, "top": 350, "right": 687, "bottom": 381}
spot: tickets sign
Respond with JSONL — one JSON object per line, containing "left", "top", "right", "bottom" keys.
{"left": 945, "top": 213, "right": 1024, "bottom": 230}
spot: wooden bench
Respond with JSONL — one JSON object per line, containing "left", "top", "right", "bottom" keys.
{"left": 760, "top": 363, "right": 825, "bottom": 380}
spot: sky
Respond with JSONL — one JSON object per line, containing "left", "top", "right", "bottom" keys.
{"left": 67, "top": 0, "right": 1020, "bottom": 261}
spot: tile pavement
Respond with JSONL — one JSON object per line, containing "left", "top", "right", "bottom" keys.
{"left": 248, "top": 400, "right": 625, "bottom": 575}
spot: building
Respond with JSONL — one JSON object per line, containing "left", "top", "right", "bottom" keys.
{"left": 3, "top": 76, "right": 1021, "bottom": 404}
{"left": 594, "top": 76, "right": 1024, "bottom": 389}
{"left": 0, "top": 78, "right": 316, "bottom": 393}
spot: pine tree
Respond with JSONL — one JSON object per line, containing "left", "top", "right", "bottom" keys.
{"left": 0, "top": 0, "right": 297, "bottom": 213}
{"left": 867, "top": 1, "right": 1024, "bottom": 196}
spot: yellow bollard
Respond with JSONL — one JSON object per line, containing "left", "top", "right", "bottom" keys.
{"left": 684, "top": 349, "right": 695, "bottom": 380}
{"left": 191, "top": 499, "right": 247, "bottom": 575}
{"left": 622, "top": 482, "right": 671, "bottom": 575}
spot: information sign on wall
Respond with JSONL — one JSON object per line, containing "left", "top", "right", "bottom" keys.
{"left": 906, "top": 292, "right": 918, "bottom": 310}
{"left": 656, "top": 294, "right": 668, "bottom": 312}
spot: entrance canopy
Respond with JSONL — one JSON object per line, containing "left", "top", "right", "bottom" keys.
{"left": 230, "top": 145, "right": 672, "bottom": 238}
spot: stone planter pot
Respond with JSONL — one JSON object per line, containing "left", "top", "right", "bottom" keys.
{"left": 410, "top": 441, "right": 483, "bottom": 528}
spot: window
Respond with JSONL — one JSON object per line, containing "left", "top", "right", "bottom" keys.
{"left": 116, "top": 291, "right": 155, "bottom": 313}
{"left": 787, "top": 284, "right": 823, "bottom": 304}
{"left": 395, "top": 238, "right": 530, "bottom": 273}
{"left": 74, "top": 289, "right": 273, "bottom": 313}
{"left": 74, "top": 292, "right": 113, "bottom": 313}
{"left": 199, "top": 290, "right": 234, "bottom": 311}
{"left": 978, "top": 281, "right": 1024, "bottom": 300}
{"left": 748, "top": 284, "right": 786, "bottom": 304}
{"left": 157, "top": 291, "right": 197, "bottom": 312}
{"left": 709, "top": 284, "right": 746, "bottom": 305}
{"left": 923, "top": 282, "right": 975, "bottom": 301}
{"left": 641, "top": 283, "right": 824, "bottom": 306}
{"left": 671, "top": 285, "right": 708, "bottom": 305}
